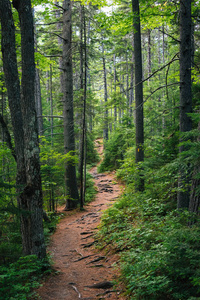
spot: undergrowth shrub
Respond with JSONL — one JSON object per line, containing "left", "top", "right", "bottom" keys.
{"left": 98, "top": 125, "right": 134, "bottom": 172}
{"left": 97, "top": 155, "right": 200, "bottom": 300}
{"left": 121, "top": 223, "right": 200, "bottom": 300}
{"left": 84, "top": 172, "right": 97, "bottom": 203}
{"left": 0, "top": 255, "right": 50, "bottom": 300}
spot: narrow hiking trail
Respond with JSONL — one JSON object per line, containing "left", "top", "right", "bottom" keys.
{"left": 37, "top": 140, "right": 126, "bottom": 300}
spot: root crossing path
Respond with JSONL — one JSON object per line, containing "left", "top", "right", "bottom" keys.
{"left": 37, "top": 141, "right": 126, "bottom": 300}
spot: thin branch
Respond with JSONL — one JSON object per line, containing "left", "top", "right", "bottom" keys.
{"left": 35, "top": 22, "right": 63, "bottom": 26}
{"left": 159, "top": 29, "right": 180, "bottom": 43}
{"left": 134, "top": 82, "right": 180, "bottom": 112}
{"left": 133, "top": 54, "right": 179, "bottom": 89}
{"left": 53, "top": 3, "right": 65, "bottom": 11}
{"left": 37, "top": 115, "right": 63, "bottom": 119}
{"left": 38, "top": 30, "right": 65, "bottom": 41}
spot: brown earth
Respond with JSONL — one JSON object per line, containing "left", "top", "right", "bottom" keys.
{"left": 36, "top": 140, "right": 127, "bottom": 300}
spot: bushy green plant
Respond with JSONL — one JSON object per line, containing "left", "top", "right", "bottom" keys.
{"left": 0, "top": 255, "right": 50, "bottom": 300}
{"left": 84, "top": 171, "right": 97, "bottom": 203}
{"left": 86, "top": 133, "right": 100, "bottom": 165}
{"left": 98, "top": 124, "right": 134, "bottom": 172}
{"left": 96, "top": 125, "right": 200, "bottom": 299}
{"left": 121, "top": 223, "right": 200, "bottom": 300}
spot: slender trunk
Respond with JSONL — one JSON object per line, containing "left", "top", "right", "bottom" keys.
{"left": 33, "top": 8, "right": 43, "bottom": 137}
{"left": 177, "top": 0, "right": 192, "bottom": 210}
{"left": 129, "top": 40, "right": 134, "bottom": 118}
{"left": 50, "top": 64, "right": 53, "bottom": 145}
{"left": 78, "top": 4, "right": 84, "bottom": 178}
{"left": 132, "top": 0, "right": 144, "bottom": 192}
{"left": 126, "top": 50, "right": 129, "bottom": 115}
{"left": 102, "top": 40, "right": 108, "bottom": 142}
{"left": 62, "top": 0, "right": 79, "bottom": 209}
{"left": 113, "top": 54, "right": 117, "bottom": 125}
{"left": 147, "top": 29, "right": 151, "bottom": 85}
{"left": 80, "top": 5, "right": 87, "bottom": 208}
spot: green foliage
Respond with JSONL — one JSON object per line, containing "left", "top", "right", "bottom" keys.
{"left": 97, "top": 183, "right": 200, "bottom": 299}
{"left": 40, "top": 138, "right": 79, "bottom": 210}
{"left": 98, "top": 122, "right": 134, "bottom": 172}
{"left": 86, "top": 133, "right": 100, "bottom": 165}
{"left": 121, "top": 222, "right": 200, "bottom": 300}
{"left": 84, "top": 171, "right": 97, "bottom": 203}
{"left": 96, "top": 108, "right": 200, "bottom": 299}
{"left": 0, "top": 255, "right": 51, "bottom": 300}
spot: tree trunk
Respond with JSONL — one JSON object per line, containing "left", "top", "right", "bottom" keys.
{"left": 113, "top": 54, "right": 117, "bottom": 125}
{"left": 62, "top": 0, "right": 79, "bottom": 209}
{"left": 132, "top": 0, "right": 144, "bottom": 192}
{"left": 147, "top": 29, "right": 151, "bottom": 85}
{"left": 15, "top": 0, "right": 46, "bottom": 258}
{"left": 0, "top": 0, "right": 46, "bottom": 258}
{"left": 33, "top": 8, "right": 43, "bottom": 137}
{"left": 102, "top": 40, "right": 108, "bottom": 142}
{"left": 129, "top": 40, "right": 134, "bottom": 118}
{"left": 177, "top": 0, "right": 192, "bottom": 210}
{"left": 80, "top": 5, "right": 87, "bottom": 208}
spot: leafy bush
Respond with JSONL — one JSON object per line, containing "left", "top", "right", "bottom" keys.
{"left": 84, "top": 171, "right": 97, "bottom": 203}
{"left": 121, "top": 224, "right": 200, "bottom": 300}
{"left": 98, "top": 125, "right": 134, "bottom": 172}
{"left": 0, "top": 255, "right": 50, "bottom": 300}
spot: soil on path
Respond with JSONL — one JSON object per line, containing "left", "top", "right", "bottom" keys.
{"left": 37, "top": 140, "right": 126, "bottom": 300}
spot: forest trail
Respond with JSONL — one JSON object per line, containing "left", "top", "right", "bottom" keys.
{"left": 37, "top": 139, "right": 126, "bottom": 300}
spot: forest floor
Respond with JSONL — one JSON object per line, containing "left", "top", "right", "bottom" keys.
{"left": 36, "top": 140, "right": 127, "bottom": 300}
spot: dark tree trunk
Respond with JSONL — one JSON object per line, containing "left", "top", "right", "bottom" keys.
{"left": 113, "top": 54, "right": 117, "bottom": 125}
{"left": 177, "top": 0, "right": 192, "bottom": 210}
{"left": 132, "top": 0, "right": 144, "bottom": 192}
{"left": 14, "top": 0, "right": 46, "bottom": 258}
{"left": 0, "top": 0, "right": 46, "bottom": 258}
{"left": 102, "top": 40, "right": 108, "bottom": 142}
{"left": 62, "top": 0, "right": 79, "bottom": 210}
{"left": 80, "top": 5, "right": 87, "bottom": 209}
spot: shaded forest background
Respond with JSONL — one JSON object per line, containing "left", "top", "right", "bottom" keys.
{"left": 0, "top": 0, "right": 200, "bottom": 299}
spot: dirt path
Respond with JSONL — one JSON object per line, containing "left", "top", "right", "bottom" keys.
{"left": 37, "top": 140, "right": 126, "bottom": 300}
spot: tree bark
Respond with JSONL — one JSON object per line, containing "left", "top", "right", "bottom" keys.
{"left": 113, "top": 54, "right": 117, "bottom": 125}
{"left": 177, "top": 0, "right": 192, "bottom": 210}
{"left": 33, "top": 8, "right": 43, "bottom": 137}
{"left": 102, "top": 39, "right": 108, "bottom": 142}
{"left": 80, "top": 5, "right": 87, "bottom": 208}
{"left": 62, "top": 0, "right": 79, "bottom": 209}
{"left": 14, "top": 0, "right": 46, "bottom": 258}
{"left": 132, "top": 0, "right": 144, "bottom": 192}
{"left": 0, "top": 0, "right": 46, "bottom": 258}
{"left": 147, "top": 29, "right": 151, "bottom": 85}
